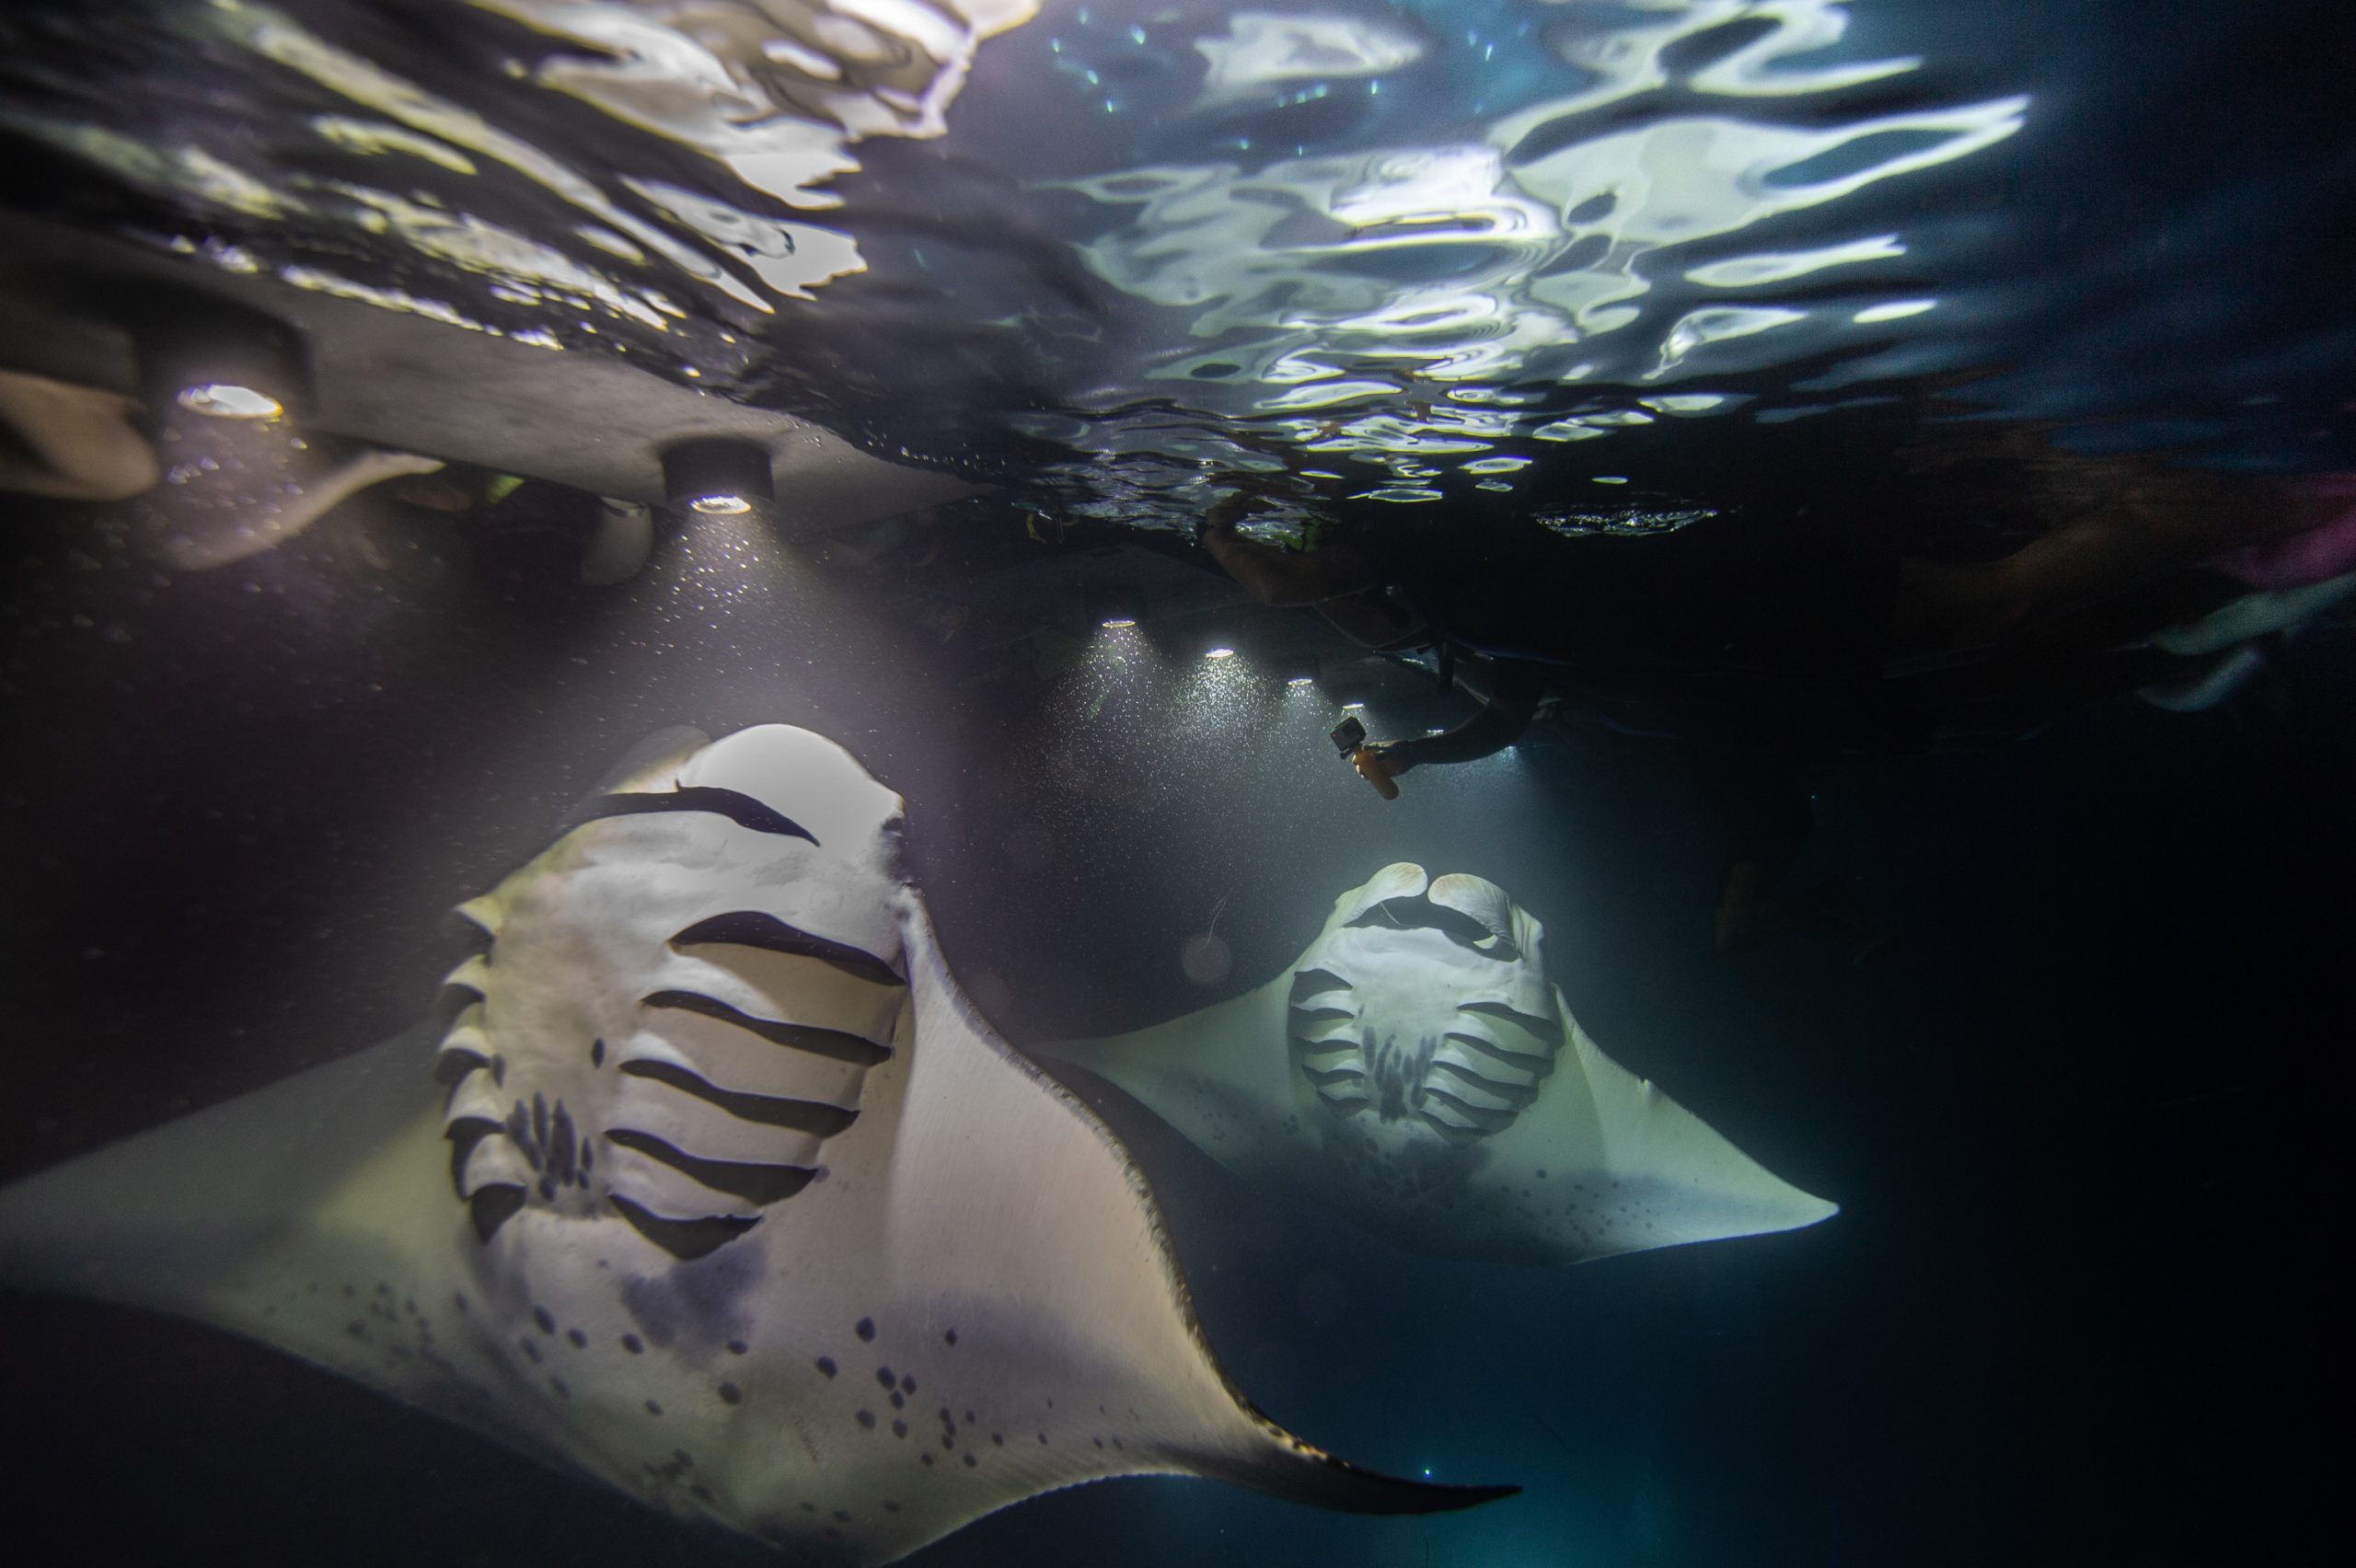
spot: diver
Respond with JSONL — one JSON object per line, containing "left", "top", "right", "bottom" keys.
{"left": 0, "top": 366, "right": 160, "bottom": 502}
{"left": 1199, "top": 455, "right": 2351, "bottom": 957}
{"left": 1201, "top": 459, "right": 2353, "bottom": 790}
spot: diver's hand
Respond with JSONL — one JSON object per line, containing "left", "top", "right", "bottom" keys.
{"left": 1201, "top": 490, "right": 1253, "bottom": 540}
{"left": 1351, "top": 744, "right": 1403, "bottom": 800}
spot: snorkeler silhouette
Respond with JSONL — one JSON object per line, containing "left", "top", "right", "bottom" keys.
{"left": 1199, "top": 449, "right": 2353, "bottom": 954}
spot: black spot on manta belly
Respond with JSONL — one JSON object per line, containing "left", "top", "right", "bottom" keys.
{"left": 854, "top": 1317, "right": 876, "bottom": 1342}
{"left": 856, "top": 1410, "right": 876, "bottom": 1429}
{"left": 621, "top": 1333, "right": 644, "bottom": 1354}
{"left": 814, "top": 1355, "right": 837, "bottom": 1378}
{"left": 718, "top": 1382, "right": 743, "bottom": 1404}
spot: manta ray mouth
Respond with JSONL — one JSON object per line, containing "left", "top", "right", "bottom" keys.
{"left": 1345, "top": 893, "right": 1521, "bottom": 962}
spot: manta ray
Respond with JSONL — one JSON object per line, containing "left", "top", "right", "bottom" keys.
{"left": 1039, "top": 863, "right": 1837, "bottom": 1266}
{"left": 0, "top": 728, "right": 1510, "bottom": 1564}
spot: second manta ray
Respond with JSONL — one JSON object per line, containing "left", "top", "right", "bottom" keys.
{"left": 0, "top": 728, "right": 1510, "bottom": 1566}
{"left": 1040, "top": 863, "right": 1837, "bottom": 1265}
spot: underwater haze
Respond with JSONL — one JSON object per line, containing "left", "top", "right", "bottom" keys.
{"left": 0, "top": 2, "right": 2347, "bottom": 1566}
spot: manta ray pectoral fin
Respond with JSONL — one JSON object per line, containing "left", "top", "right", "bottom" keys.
{"left": 0, "top": 728, "right": 1517, "bottom": 1568}
{"left": 0, "top": 1028, "right": 456, "bottom": 1360}
{"left": 1040, "top": 863, "right": 1839, "bottom": 1268}
{"left": 857, "top": 904, "right": 1515, "bottom": 1556}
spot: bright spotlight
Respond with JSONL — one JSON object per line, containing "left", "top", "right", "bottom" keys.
{"left": 1100, "top": 617, "right": 1138, "bottom": 629}
{"left": 663, "top": 436, "right": 775, "bottom": 514}
{"left": 136, "top": 294, "right": 313, "bottom": 422}
{"left": 1286, "top": 675, "right": 1314, "bottom": 687}
{"left": 1342, "top": 700, "right": 1366, "bottom": 710}
{"left": 175, "top": 382, "right": 283, "bottom": 421}
{"left": 1205, "top": 647, "right": 1236, "bottom": 660}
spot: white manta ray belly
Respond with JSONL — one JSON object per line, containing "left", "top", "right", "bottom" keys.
{"left": 1288, "top": 868, "right": 1562, "bottom": 1147}
{"left": 0, "top": 732, "right": 1511, "bottom": 1567}
{"left": 1045, "top": 862, "right": 1839, "bottom": 1266}
{"left": 436, "top": 778, "right": 906, "bottom": 1261}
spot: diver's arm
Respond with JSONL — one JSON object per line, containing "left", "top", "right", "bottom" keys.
{"left": 1370, "top": 660, "right": 1544, "bottom": 773}
{"left": 1200, "top": 496, "right": 1376, "bottom": 606}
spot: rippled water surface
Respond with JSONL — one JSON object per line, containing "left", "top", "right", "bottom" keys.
{"left": 5, "top": 0, "right": 2348, "bottom": 516}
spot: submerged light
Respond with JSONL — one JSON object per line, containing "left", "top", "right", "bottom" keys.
{"left": 662, "top": 436, "right": 775, "bottom": 516}
{"left": 1205, "top": 646, "right": 1236, "bottom": 660}
{"left": 175, "top": 382, "right": 283, "bottom": 421}
{"left": 1100, "top": 617, "right": 1138, "bottom": 629}
{"left": 135, "top": 294, "right": 313, "bottom": 423}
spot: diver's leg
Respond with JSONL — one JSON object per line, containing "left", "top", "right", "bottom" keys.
{"left": 1889, "top": 469, "right": 2334, "bottom": 668}
{"left": 0, "top": 368, "right": 159, "bottom": 502}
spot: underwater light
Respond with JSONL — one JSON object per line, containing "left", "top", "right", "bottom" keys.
{"left": 1205, "top": 647, "right": 1236, "bottom": 660}
{"left": 662, "top": 436, "right": 775, "bottom": 515}
{"left": 135, "top": 294, "right": 313, "bottom": 423}
{"left": 1342, "top": 700, "right": 1366, "bottom": 710}
{"left": 1100, "top": 617, "right": 1138, "bottom": 629}
{"left": 175, "top": 382, "right": 283, "bottom": 421}
{"left": 1287, "top": 675, "right": 1315, "bottom": 687}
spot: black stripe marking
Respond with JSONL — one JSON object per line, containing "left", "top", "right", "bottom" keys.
{"left": 645, "top": 989, "right": 891, "bottom": 1067}
{"left": 619, "top": 1058, "right": 859, "bottom": 1136}
{"left": 606, "top": 1129, "right": 815, "bottom": 1205}
{"left": 431, "top": 982, "right": 485, "bottom": 1032}
{"left": 434, "top": 1047, "right": 489, "bottom": 1087}
{"left": 445, "top": 1116, "right": 499, "bottom": 1192}
{"left": 1298, "top": 1063, "right": 1365, "bottom": 1089}
{"left": 671, "top": 911, "right": 904, "bottom": 988}
{"left": 1418, "top": 1086, "right": 1519, "bottom": 1133}
{"left": 1288, "top": 967, "right": 1353, "bottom": 1004}
{"left": 1290, "top": 1005, "right": 1357, "bottom": 1026}
{"left": 609, "top": 1194, "right": 759, "bottom": 1262}
{"left": 1426, "top": 1057, "right": 1541, "bottom": 1106}
{"left": 1457, "top": 999, "right": 1564, "bottom": 1044}
{"left": 1442, "top": 1029, "right": 1553, "bottom": 1069}
{"left": 567, "top": 787, "right": 817, "bottom": 845}
{"left": 470, "top": 1183, "right": 525, "bottom": 1242}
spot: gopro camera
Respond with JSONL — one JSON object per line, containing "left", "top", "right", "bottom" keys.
{"left": 1329, "top": 714, "right": 1368, "bottom": 757}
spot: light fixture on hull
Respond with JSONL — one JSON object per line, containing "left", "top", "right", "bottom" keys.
{"left": 662, "top": 437, "right": 776, "bottom": 516}
{"left": 1094, "top": 592, "right": 1145, "bottom": 631}
{"left": 136, "top": 296, "right": 313, "bottom": 422}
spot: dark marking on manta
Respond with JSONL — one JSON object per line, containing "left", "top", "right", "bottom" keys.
{"left": 609, "top": 1194, "right": 757, "bottom": 1261}
{"left": 566, "top": 786, "right": 818, "bottom": 846}
{"left": 670, "top": 911, "right": 904, "bottom": 989}
{"left": 617, "top": 1060, "right": 862, "bottom": 1140}
{"left": 641, "top": 990, "right": 891, "bottom": 1069}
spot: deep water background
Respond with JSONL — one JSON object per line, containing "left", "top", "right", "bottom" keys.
{"left": 0, "top": 490, "right": 2341, "bottom": 1567}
